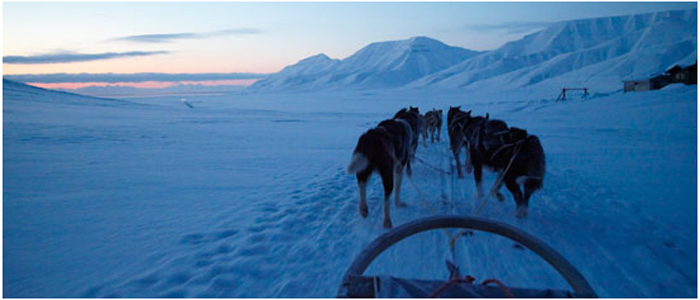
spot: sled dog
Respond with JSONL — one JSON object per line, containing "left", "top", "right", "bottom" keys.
{"left": 424, "top": 109, "right": 443, "bottom": 143}
{"left": 347, "top": 118, "right": 413, "bottom": 228}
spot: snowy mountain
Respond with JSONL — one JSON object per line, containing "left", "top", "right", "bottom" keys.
{"left": 412, "top": 9, "right": 697, "bottom": 92}
{"left": 249, "top": 36, "right": 480, "bottom": 91}
{"left": 251, "top": 9, "right": 696, "bottom": 93}
{"left": 248, "top": 54, "right": 341, "bottom": 91}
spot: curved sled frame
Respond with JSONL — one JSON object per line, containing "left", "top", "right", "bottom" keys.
{"left": 338, "top": 215, "right": 597, "bottom": 298}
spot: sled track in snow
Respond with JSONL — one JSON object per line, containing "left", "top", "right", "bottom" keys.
{"left": 85, "top": 128, "right": 695, "bottom": 298}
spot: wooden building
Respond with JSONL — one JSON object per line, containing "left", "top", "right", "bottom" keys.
{"left": 623, "top": 62, "right": 696, "bottom": 93}
{"left": 666, "top": 62, "right": 697, "bottom": 85}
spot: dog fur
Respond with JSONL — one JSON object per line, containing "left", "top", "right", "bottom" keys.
{"left": 418, "top": 113, "right": 429, "bottom": 147}
{"left": 393, "top": 106, "right": 421, "bottom": 163}
{"left": 481, "top": 126, "right": 545, "bottom": 218}
{"left": 447, "top": 106, "right": 476, "bottom": 178}
{"left": 424, "top": 109, "right": 443, "bottom": 143}
{"left": 347, "top": 117, "right": 413, "bottom": 228}
{"left": 461, "top": 113, "right": 546, "bottom": 218}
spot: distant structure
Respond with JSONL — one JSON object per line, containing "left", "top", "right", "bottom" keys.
{"left": 623, "top": 61, "right": 697, "bottom": 93}
{"left": 556, "top": 88, "right": 589, "bottom": 102}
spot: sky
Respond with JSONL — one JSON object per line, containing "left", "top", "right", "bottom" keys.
{"left": 2, "top": 2, "right": 697, "bottom": 90}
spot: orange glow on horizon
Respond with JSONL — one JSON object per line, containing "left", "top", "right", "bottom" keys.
{"left": 29, "top": 79, "right": 259, "bottom": 90}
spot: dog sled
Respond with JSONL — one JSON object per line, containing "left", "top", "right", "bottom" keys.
{"left": 337, "top": 215, "right": 597, "bottom": 298}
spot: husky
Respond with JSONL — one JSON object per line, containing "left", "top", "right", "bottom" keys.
{"left": 418, "top": 113, "right": 429, "bottom": 147}
{"left": 482, "top": 126, "right": 545, "bottom": 218}
{"left": 424, "top": 109, "right": 443, "bottom": 143}
{"left": 461, "top": 113, "right": 546, "bottom": 218}
{"left": 347, "top": 118, "right": 413, "bottom": 228}
{"left": 449, "top": 107, "right": 506, "bottom": 205}
{"left": 393, "top": 107, "right": 421, "bottom": 161}
{"left": 447, "top": 106, "right": 476, "bottom": 178}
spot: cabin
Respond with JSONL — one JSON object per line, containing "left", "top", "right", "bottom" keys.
{"left": 623, "top": 75, "right": 671, "bottom": 92}
{"left": 623, "top": 62, "right": 696, "bottom": 93}
{"left": 666, "top": 62, "right": 697, "bottom": 85}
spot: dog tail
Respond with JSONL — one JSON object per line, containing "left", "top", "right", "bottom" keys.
{"left": 347, "top": 152, "right": 369, "bottom": 174}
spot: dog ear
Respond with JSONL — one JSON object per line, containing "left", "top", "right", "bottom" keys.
{"left": 466, "top": 110, "right": 472, "bottom": 116}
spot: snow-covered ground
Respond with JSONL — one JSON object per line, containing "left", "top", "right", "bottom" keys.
{"left": 3, "top": 79, "right": 696, "bottom": 297}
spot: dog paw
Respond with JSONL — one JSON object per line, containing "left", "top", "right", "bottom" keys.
{"left": 383, "top": 219, "right": 393, "bottom": 229}
{"left": 496, "top": 192, "right": 505, "bottom": 202}
{"left": 359, "top": 206, "right": 368, "bottom": 218}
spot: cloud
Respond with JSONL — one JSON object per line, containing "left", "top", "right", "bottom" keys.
{"left": 3, "top": 51, "right": 169, "bottom": 64}
{"left": 4, "top": 72, "right": 269, "bottom": 83}
{"left": 112, "top": 33, "right": 200, "bottom": 43}
{"left": 112, "top": 28, "right": 263, "bottom": 43}
{"left": 466, "top": 21, "right": 552, "bottom": 34}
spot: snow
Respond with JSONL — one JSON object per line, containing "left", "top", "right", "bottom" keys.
{"left": 3, "top": 78, "right": 696, "bottom": 297}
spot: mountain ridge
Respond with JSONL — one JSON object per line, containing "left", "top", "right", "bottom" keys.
{"left": 250, "top": 8, "right": 696, "bottom": 93}
{"left": 249, "top": 36, "right": 480, "bottom": 91}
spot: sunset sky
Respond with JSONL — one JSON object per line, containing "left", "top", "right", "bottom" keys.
{"left": 3, "top": 2, "right": 696, "bottom": 89}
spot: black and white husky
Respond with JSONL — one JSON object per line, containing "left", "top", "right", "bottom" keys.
{"left": 457, "top": 110, "right": 546, "bottom": 218}
{"left": 347, "top": 118, "right": 413, "bottom": 228}
{"left": 478, "top": 123, "right": 546, "bottom": 218}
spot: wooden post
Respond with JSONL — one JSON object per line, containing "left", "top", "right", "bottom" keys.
{"left": 556, "top": 88, "right": 566, "bottom": 102}
{"left": 557, "top": 87, "right": 589, "bottom": 102}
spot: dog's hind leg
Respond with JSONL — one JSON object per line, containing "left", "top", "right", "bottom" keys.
{"left": 393, "top": 165, "right": 407, "bottom": 208}
{"left": 379, "top": 168, "right": 394, "bottom": 228}
{"left": 464, "top": 146, "right": 473, "bottom": 174}
{"left": 473, "top": 162, "right": 484, "bottom": 198}
{"left": 505, "top": 179, "right": 526, "bottom": 218}
{"left": 405, "top": 159, "right": 412, "bottom": 177}
{"left": 493, "top": 171, "right": 506, "bottom": 202}
{"left": 452, "top": 148, "right": 463, "bottom": 178}
{"left": 495, "top": 191, "right": 506, "bottom": 202}
{"left": 356, "top": 170, "right": 371, "bottom": 218}
{"left": 520, "top": 178, "right": 541, "bottom": 217}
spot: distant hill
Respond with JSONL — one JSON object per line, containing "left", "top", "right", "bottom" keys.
{"left": 3, "top": 79, "right": 131, "bottom": 106}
